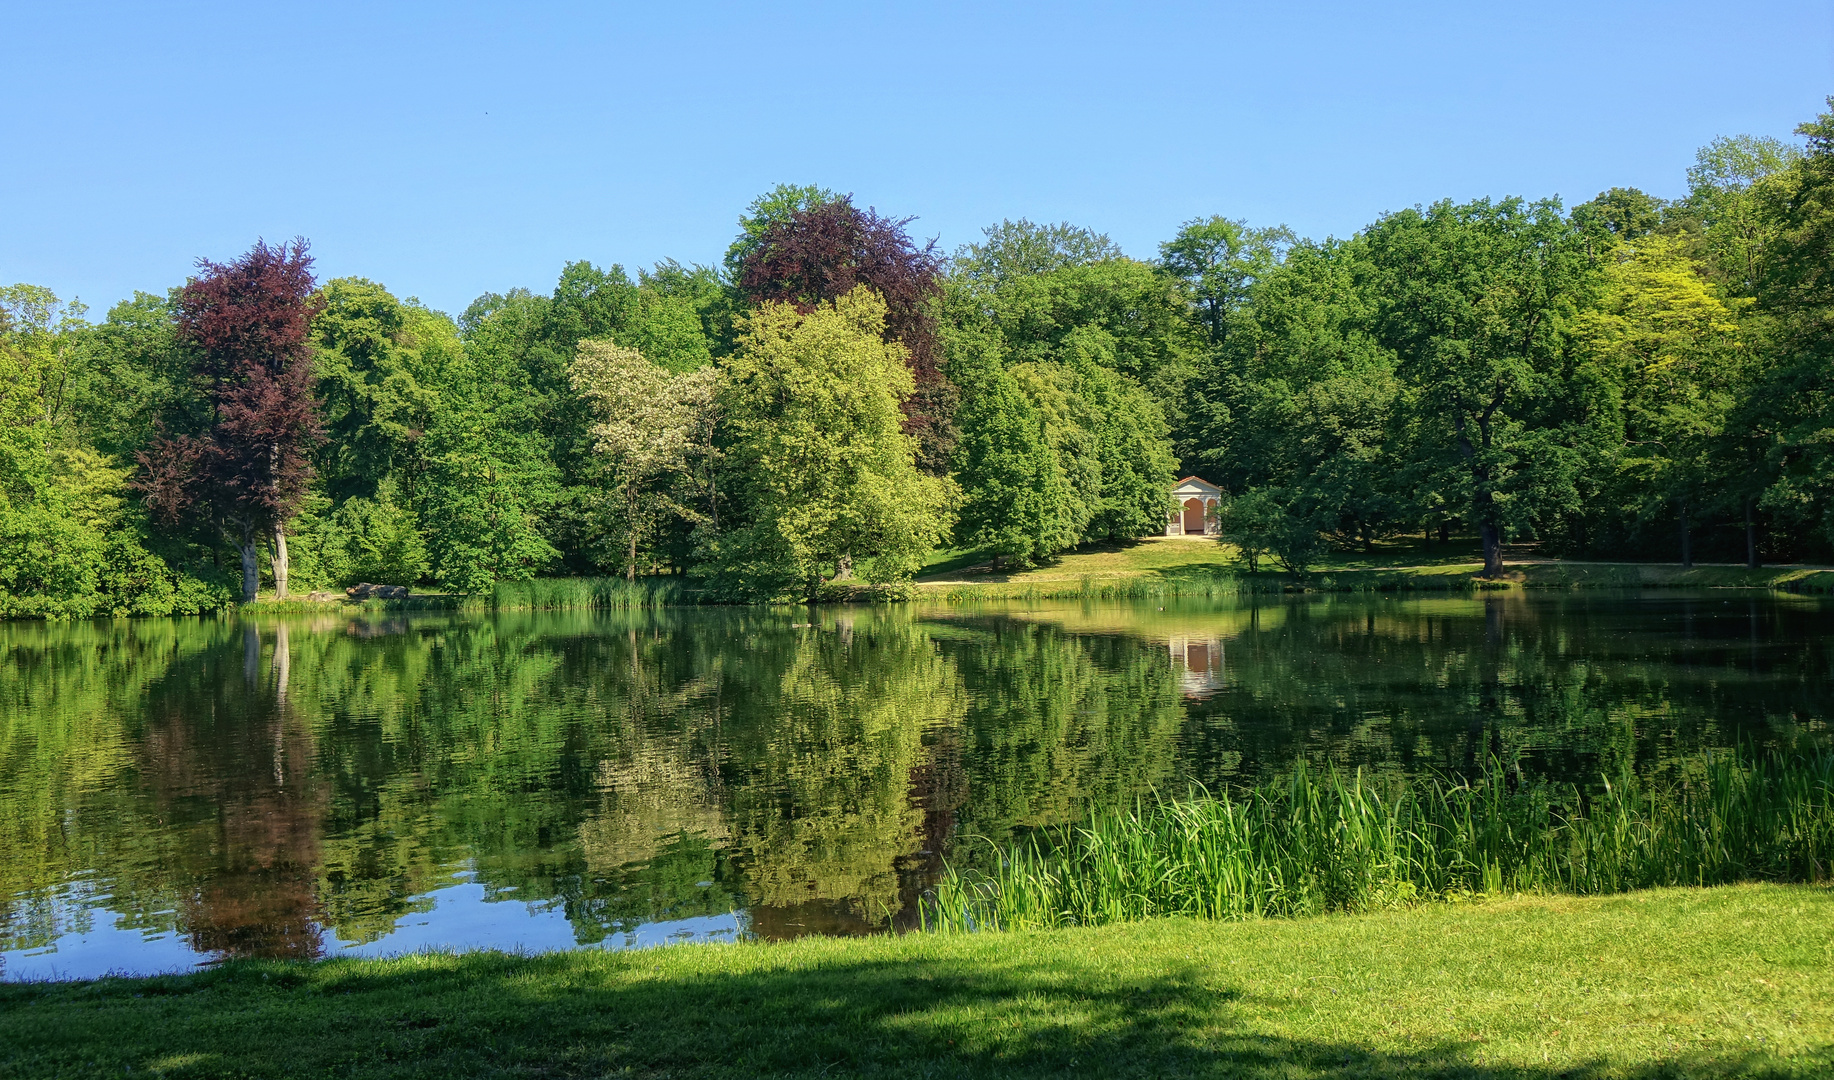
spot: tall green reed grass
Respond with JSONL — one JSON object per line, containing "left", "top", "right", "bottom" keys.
{"left": 925, "top": 750, "right": 1834, "bottom": 932}
{"left": 485, "top": 576, "right": 690, "bottom": 610}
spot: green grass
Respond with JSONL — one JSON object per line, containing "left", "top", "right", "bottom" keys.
{"left": 917, "top": 538, "right": 1834, "bottom": 599}
{"left": 929, "top": 751, "right": 1834, "bottom": 933}
{"left": 2, "top": 885, "right": 1829, "bottom": 1077}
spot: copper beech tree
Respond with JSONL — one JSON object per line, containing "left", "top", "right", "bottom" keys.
{"left": 138, "top": 240, "right": 325, "bottom": 601}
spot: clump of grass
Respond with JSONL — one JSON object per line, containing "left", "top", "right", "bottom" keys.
{"left": 489, "top": 576, "right": 692, "bottom": 610}
{"left": 925, "top": 750, "right": 1834, "bottom": 932}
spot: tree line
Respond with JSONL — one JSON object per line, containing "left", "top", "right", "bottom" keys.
{"left": 2, "top": 102, "right": 1830, "bottom": 613}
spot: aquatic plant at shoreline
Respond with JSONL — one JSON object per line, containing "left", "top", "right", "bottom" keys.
{"left": 924, "top": 750, "right": 1834, "bottom": 931}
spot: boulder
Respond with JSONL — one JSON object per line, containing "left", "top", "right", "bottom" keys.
{"left": 345, "top": 583, "right": 412, "bottom": 600}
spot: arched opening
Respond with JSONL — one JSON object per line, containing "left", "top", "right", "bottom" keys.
{"left": 1182, "top": 498, "right": 1205, "bottom": 535}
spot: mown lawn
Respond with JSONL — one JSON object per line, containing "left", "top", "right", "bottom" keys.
{"left": 919, "top": 535, "right": 1479, "bottom": 590}
{"left": 3, "top": 884, "right": 1830, "bottom": 1078}
{"left": 918, "top": 536, "right": 1834, "bottom": 596}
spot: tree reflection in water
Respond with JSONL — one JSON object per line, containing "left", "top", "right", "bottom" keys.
{"left": 0, "top": 592, "right": 1828, "bottom": 970}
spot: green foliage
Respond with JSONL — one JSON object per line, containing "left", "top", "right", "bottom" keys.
{"left": 942, "top": 233, "right": 1183, "bottom": 561}
{"left": 971, "top": 256, "right": 1198, "bottom": 412}
{"left": 1745, "top": 99, "right": 1834, "bottom": 550}
{"left": 310, "top": 277, "right": 457, "bottom": 503}
{"left": 569, "top": 340, "right": 717, "bottom": 580}
{"left": 1365, "top": 197, "right": 1600, "bottom": 573}
{"left": 1157, "top": 214, "right": 1292, "bottom": 348}
{"left": 706, "top": 289, "right": 955, "bottom": 601}
{"left": 1571, "top": 186, "right": 1666, "bottom": 242}
{"left": 948, "top": 347, "right": 1078, "bottom": 567}
{"left": 0, "top": 286, "right": 230, "bottom": 617}
{"left": 950, "top": 218, "right": 1122, "bottom": 289}
{"left": 330, "top": 489, "right": 432, "bottom": 586}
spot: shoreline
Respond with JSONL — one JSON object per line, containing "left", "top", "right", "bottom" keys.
{"left": 4, "top": 558, "right": 1830, "bottom": 623}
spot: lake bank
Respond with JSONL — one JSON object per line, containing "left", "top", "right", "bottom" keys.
{"left": 4, "top": 884, "right": 1829, "bottom": 1078}
{"left": 915, "top": 538, "right": 1834, "bottom": 599}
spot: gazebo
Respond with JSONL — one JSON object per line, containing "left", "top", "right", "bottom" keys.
{"left": 1166, "top": 476, "right": 1222, "bottom": 536}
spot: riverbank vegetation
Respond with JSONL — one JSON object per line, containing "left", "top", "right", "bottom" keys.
{"left": 4, "top": 103, "right": 1833, "bottom": 615}
{"left": 926, "top": 749, "right": 1834, "bottom": 931}
{"left": 3, "top": 885, "right": 1829, "bottom": 1077}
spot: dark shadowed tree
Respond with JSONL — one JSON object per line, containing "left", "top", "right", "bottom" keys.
{"left": 138, "top": 239, "right": 325, "bottom": 601}
{"left": 731, "top": 188, "right": 955, "bottom": 471}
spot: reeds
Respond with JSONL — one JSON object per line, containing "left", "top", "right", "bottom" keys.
{"left": 924, "top": 750, "right": 1834, "bottom": 932}
{"left": 486, "top": 576, "right": 691, "bottom": 610}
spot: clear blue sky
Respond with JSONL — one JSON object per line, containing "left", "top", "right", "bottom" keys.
{"left": 5, "top": 1, "right": 1829, "bottom": 318}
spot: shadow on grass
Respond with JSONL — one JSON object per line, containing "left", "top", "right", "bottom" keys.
{"left": 2, "top": 948, "right": 1822, "bottom": 1079}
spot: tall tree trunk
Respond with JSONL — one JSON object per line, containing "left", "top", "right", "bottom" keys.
{"left": 626, "top": 482, "right": 639, "bottom": 583}
{"left": 1745, "top": 497, "right": 1760, "bottom": 569}
{"left": 240, "top": 523, "right": 260, "bottom": 603}
{"left": 1679, "top": 502, "right": 1692, "bottom": 568}
{"left": 272, "top": 523, "right": 290, "bottom": 600}
{"left": 1479, "top": 520, "right": 1503, "bottom": 578}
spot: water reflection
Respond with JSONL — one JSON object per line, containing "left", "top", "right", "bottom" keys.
{"left": 2, "top": 592, "right": 1829, "bottom": 977}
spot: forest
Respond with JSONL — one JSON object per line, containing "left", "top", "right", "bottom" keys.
{"left": 2, "top": 101, "right": 1830, "bottom": 614}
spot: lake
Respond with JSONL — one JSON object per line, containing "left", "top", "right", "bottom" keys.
{"left": 3, "top": 591, "right": 1828, "bottom": 979}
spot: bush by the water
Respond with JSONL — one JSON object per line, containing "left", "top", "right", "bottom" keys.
{"left": 925, "top": 749, "right": 1834, "bottom": 931}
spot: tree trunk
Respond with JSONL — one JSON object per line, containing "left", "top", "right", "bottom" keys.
{"left": 1479, "top": 520, "right": 1504, "bottom": 578}
{"left": 1679, "top": 503, "right": 1692, "bottom": 568}
{"left": 272, "top": 524, "right": 290, "bottom": 600}
{"left": 240, "top": 524, "right": 260, "bottom": 603}
{"left": 626, "top": 483, "right": 639, "bottom": 583}
{"left": 837, "top": 554, "right": 853, "bottom": 579}
{"left": 1437, "top": 520, "right": 1450, "bottom": 544}
{"left": 1744, "top": 497, "right": 1760, "bottom": 569}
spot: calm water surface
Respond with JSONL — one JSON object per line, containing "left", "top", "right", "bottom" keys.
{"left": 3, "top": 592, "right": 1829, "bottom": 978}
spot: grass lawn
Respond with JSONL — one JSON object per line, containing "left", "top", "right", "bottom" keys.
{"left": 3, "top": 884, "right": 1830, "bottom": 1078}
{"left": 918, "top": 537, "right": 1834, "bottom": 597}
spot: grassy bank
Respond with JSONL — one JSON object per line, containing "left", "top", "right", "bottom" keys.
{"left": 929, "top": 751, "right": 1834, "bottom": 932}
{"left": 916, "top": 538, "right": 1834, "bottom": 599}
{"left": 238, "top": 576, "right": 696, "bottom": 615}
{"left": 3, "top": 885, "right": 1829, "bottom": 1077}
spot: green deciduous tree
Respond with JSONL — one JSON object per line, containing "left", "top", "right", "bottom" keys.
{"left": 310, "top": 277, "right": 457, "bottom": 503}
{"left": 1572, "top": 234, "right": 1742, "bottom": 564}
{"left": 1158, "top": 215, "right": 1293, "bottom": 347}
{"left": 1745, "top": 100, "right": 1834, "bottom": 552}
{"left": 946, "top": 327, "right": 1078, "bottom": 567}
{"left": 570, "top": 340, "right": 717, "bottom": 580}
{"left": 1366, "top": 198, "right": 1598, "bottom": 577}
{"left": 706, "top": 288, "right": 954, "bottom": 601}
